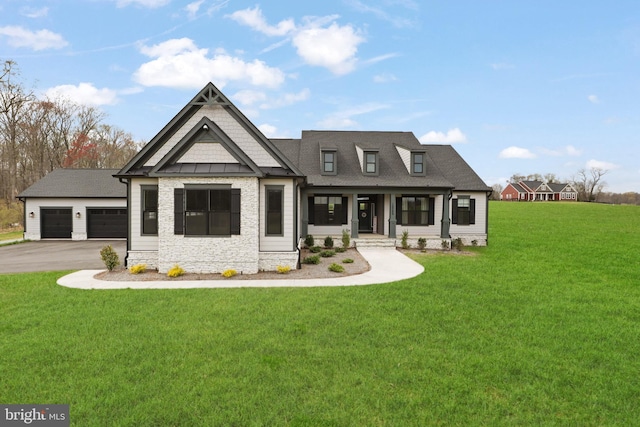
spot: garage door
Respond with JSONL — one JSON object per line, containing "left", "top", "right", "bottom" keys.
{"left": 41, "top": 208, "right": 72, "bottom": 239}
{"left": 87, "top": 208, "right": 127, "bottom": 238}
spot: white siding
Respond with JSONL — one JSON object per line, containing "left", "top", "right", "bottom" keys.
{"left": 178, "top": 142, "right": 238, "bottom": 163}
{"left": 145, "top": 105, "right": 280, "bottom": 167}
{"left": 23, "top": 197, "right": 125, "bottom": 240}
{"left": 394, "top": 194, "right": 444, "bottom": 238}
{"left": 395, "top": 145, "right": 411, "bottom": 174}
{"left": 259, "top": 178, "right": 296, "bottom": 252}
{"left": 449, "top": 191, "right": 488, "bottom": 245}
{"left": 129, "top": 178, "right": 159, "bottom": 251}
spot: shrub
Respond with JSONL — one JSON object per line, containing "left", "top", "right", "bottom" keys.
{"left": 320, "top": 250, "right": 336, "bottom": 258}
{"left": 452, "top": 237, "right": 464, "bottom": 251}
{"left": 335, "top": 247, "right": 347, "bottom": 253}
{"left": 441, "top": 239, "right": 449, "bottom": 250}
{"left": 222, "top": 269, "right": 237, "bottom": 278}
{"left": 417, "top": 237, "right": 427, "bottom": 251}
{"left": 471, "top": 239, "right": 478, "bottom": 247}
{"left": 341, "top": 229, "right": 350, "bottom": 249}
{"left": 276, "top": 265, "right": 291, "bottom": 274}
{"left": 100, "top": 245, "right": 120, "bottom": 271}
{"left": 401, "top": 230, "right": 410, "bottom": 249}
{"left": 304, "top": 234, "right": 315, "bottom": 248}
{"left": 129, "top": 263, "right": 146, "bottom": 274}
{"left": 167, "top": 265, "right": 185, "bottom": 277}
{"left": 302, "top": 255, "right": 320, "bottom": 265}
{"left": 342, "top": 258, "right": 354, "bottom": 264}
{"left": 324, "top": 236, "right": 334, "bottom": 248}
{"left": 328, "top": 263, "right": 345, "bottom": 273}
{"left": 310, "top": 245, "right": 322, "bottom": 253}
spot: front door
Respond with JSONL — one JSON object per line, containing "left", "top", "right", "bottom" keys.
{"left": 358, "top": 201, "right": 373, "bottom": 233}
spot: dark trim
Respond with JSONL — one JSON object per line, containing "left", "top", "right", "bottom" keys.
{"left": 265, "top": 185, "right": 284, "bottom": 237}
{"left": 174, "top": 188, "right": 184, "bottom": 235}
{"left": 140, "top": 185, "right": 158, "bottom": 236}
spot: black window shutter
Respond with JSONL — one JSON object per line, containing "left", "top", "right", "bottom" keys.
{"left": 428, "top": 197, "right": 435, "bottom": 225}
{"left": 451, "top": 199, "right": 458, "bottom": 224}
{"left": 230, "top": 189, "right": 241, "bottom": 235}
{"left": 174, "top": 188, "right": 184, "bottom": 235}
{"left": 470, "top": 199, "right": 476, "bottom": 225}
{"left": 342, "top": 197, "right": 348, "bottom": 224}
{"left": 396, "top": 197, "right": 402, "bottom": 225}
{"left": 308, "top": 197, "right": 315, "bottom": 225}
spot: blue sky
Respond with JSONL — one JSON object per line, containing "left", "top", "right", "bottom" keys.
{"left": 1, "top": 0, "right": 639, "bottom": 192}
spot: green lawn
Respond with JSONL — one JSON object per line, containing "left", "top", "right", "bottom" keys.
{"left": 0, "top": 230, "right": 23, "bottom": 242}
{"left": 1, "top": 202, "right": 639, "bottom": 426}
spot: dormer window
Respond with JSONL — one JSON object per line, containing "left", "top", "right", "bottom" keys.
{"left": 321, "top": 150, "right": 337, "bottom": 175}
{"left": 364, "top": 151, "right": 378, "bottom": 175}
{"left": 411, "top": 152, "right": 425, "bottom": 175}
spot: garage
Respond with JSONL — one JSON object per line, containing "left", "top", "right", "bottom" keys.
{"left": 87, "top": 208, "right": 127, "bottom": 238}
{"left": 41, "top": 208, "right": 73, "bottom": 239}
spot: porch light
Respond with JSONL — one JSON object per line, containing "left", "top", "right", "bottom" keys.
{"left": 76, "top": 212, "right": 81, "bottom": 218}
{"left": 29, "top": 212, "right": 34, "bottom": 218}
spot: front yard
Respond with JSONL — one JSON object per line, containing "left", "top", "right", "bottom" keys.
{"left": 1, "top": 202, "right": 639, "bottom": 425}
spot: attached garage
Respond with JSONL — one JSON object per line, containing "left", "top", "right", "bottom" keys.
{"left": 87, "top": 208, "right": 127, "bottom": 238}
{"left": 17, "top": 169, "right": 127, "bottom": 240}
{"left": 41, "top": 208, "right": 73, "bottom": 239}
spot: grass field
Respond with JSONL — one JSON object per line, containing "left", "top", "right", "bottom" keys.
{"left": 1, "top": 202, "right": 639, "bottom": 426}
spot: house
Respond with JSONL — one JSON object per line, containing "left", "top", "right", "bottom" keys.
{"left": 17, "top": 169, "right": 127, "bottom": 240}
{"left": 501, "top": 180, "right": 578, "bottom": 201}
{"left": 112, "top": 82, "right": 491, "bottom": 274}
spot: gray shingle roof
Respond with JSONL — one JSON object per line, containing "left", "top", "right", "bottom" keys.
{"left": 272, "top": 131, "right": 490, "bottom": 191}
{"left": 17, "top": 169, "right": 126, "bottom": 198}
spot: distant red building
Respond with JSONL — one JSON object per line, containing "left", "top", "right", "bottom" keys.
{"left": 501, "top": 180, "right": 578, "bottom": 201}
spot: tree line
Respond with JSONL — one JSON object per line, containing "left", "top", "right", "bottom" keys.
{"left": 0, "top": 60, "right": 141, "bottom": 206}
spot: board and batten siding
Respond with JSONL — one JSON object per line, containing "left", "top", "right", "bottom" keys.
{"left": 259, "top": 179, "right": 296, "bottom": 252}
{"left": 129, "top": 178, "right": 159, "bottom": 251}
{"left": 23, "top": 197, "right": 126, "bottom": 240}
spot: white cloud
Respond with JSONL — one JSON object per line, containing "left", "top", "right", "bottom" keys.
{"left": 21, "top": 7, "right": 49, "bottom": 18}
{"left": 499, "top": 146, "right": 537, "bottom": 159}
{"left": 115, "top": 0, "right": 170, "bottom": 8}
{"left": 566, "top": 145, "right": 582, "bottom": 156}
{"left": 44, "top": 83, "right": 119, "bottom": 106}
{"left": 0, "top": 26, "right": 67, "bottom": 50}
{"left": 373, "top": 72, "right": 397, "bottom": 83}
{"left": 227, "top": 6, "right": 295, "bottom": 36}
{"left": 185, "top": 0, "right": 204, "bottom": 19}
{"left": 588, "top": 94, "right": 600, "bottom": 104}
{"left": 540, "top": 145, "right": 583, "bottom": 157}
{"left": 318, "top": 103, "right": 389, "bottom": 129}
{"left": 419, "top": 128, "right": 467, "bottom": 144}
{"left": 586, "top": 159, "right": 620, "bottom": 170}
{"left": 232, "top": 90, "right": 267, "bottom": 106}
{"left": 260, "top": 89, "right": 310, "bottom": 109}
{"left": 258, "top": 123, "right": 291, "bottom": 138}
{"left": 134, "top": 38, "right": 285, "bottom": 89}
{"left": 228, "top": 6, "right": 365, "bottom": 75}
{"left": 292, "top": 22, "right": 364, "bottom": 75}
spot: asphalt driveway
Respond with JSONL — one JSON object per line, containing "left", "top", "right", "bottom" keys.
{"left": 0, "top": 240, "right": 127, "bottom": 274}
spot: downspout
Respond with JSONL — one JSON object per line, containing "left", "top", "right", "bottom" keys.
{"left": 486, "top": 190, "right": 491, "bottom": 246}
{"left": 17, "top": 196, "right": 26, "bottom": 239}
{"left": 119, "top": 177, "right": 130, "bottom": 267}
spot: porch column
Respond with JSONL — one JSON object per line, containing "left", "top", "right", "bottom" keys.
{"left": 351, "top": 195, "right": 359, "bottom": 238}
{"left": 441, "top": 191, "right": 451, "bottom": 238}
{"left": 388, "top": 193, "right": 396, "bottom": 238}
{"left": 301, "top": 190, "right": 308, "bottom": 238}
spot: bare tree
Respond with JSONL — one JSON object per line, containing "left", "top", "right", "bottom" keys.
{"left": 572, "top": 167, "right": 608, "bottom": 202}
{"left": 490, "top": 183, "right": 503, "bottom": 200}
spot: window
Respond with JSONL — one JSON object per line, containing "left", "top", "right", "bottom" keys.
{"left": 452, "top": 197, "right": 476, "bottom": 226}
{"left": 309, "top": 196, "right": 347, "bottom": 225}
{"left": 364, "top": 152, "right": 378, "bottom": 174}
{"left": 322, "top": 151, "right": 336, "bottom": 174}
{"left": 411, "top": 152, "right": 425, "bottom": 175}
{"left": 174, "top": 187, "right": 240, "bottom": 236}
{"left": 266, "top": 186, "right": 283, "bottom": 236}
{"left": 142, "top": 186, "right": 158, "bottom": 235}
{"left": 396, "top": 196, "right": 434, "bottom": 225}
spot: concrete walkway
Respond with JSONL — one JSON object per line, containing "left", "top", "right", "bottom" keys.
{"left": 57, "top": 247, "right": 424, "bottom": 289}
